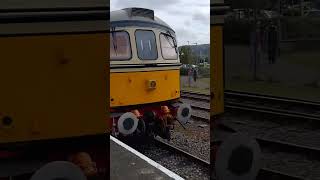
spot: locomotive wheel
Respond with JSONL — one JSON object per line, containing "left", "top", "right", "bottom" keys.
{"left": 215, "top": 133, "right": 261, "bottom": 180}
{"left": 30, "top": 161, "right": 86, "bottom": 180}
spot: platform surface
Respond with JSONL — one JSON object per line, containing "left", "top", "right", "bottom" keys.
{"left": 110, "top": 136, "right": 184, "bottom": 180}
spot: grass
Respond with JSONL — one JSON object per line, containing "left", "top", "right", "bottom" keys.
{"left": 181, "top": 77, "right": 210, "bottom": 94}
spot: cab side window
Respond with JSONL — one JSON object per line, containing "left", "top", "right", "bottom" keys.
{"left": 160, "top": 33, "right": 178, "bottom": 60}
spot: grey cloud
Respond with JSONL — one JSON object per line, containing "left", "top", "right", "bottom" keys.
{"left": 110, "top": 0, "right": 209, "bottom": 46}
{"left": 192, "top": 12, "right": 209, "bottom": 25}
{"left": 184, "top": 20, "right": 191, "bottom": 26}
{"left": 166, "top": 8, "right": 189, "bottom": 16}
{"left": 175, "top": 28, "right": 198, "bottom": 45}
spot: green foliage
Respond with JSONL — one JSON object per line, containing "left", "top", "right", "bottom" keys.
{"left": 198, "top": 66, "right": 210, "bottom": 78}
{"left": 179, "top": 46, "right": 195, "bottom": 64}
{"left": 180, "top": 67, "right": 189, "bottom": 75}
{"left": 204, "top": 57, "right": 209, "bottom": 63}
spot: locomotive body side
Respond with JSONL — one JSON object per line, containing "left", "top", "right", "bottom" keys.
{"left": 0, "top": 5, "right": 109, "bottom": 179}
{"left": 0, "top": 33, "right": 107, "bottom": 143}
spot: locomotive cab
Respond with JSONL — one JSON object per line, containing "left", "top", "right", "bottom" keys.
{"left": 110, "top": 8, "right": 191, "bottom": 140}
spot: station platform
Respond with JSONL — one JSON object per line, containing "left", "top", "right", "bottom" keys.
{"left": 110, "top": 136, "right": 184, "bottom": 180}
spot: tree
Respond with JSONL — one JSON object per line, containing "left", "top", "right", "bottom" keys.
{"left": 179, "top": 46, "right": 195, "bottom": 65}
{"left": 204, "top": 57, "right": 209, "bottom": 63}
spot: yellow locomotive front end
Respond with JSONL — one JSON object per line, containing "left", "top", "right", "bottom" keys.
{"left": 110, "top": 8, "right": 191, "bottom": 140}
{"left": 111, "top": 69, "right": 180, "bottom": 107}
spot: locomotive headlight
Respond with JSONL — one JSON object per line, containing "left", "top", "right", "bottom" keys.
{"left": 147, "top": 80, "right": 157, "bottom": 89}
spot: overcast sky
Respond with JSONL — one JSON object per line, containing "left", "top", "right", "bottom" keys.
{"left": 110, "top": 0, "right": 210, "bottom": 46}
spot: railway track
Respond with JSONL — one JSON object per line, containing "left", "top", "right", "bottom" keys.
{"left": 180, "top": 90, "right": 210, "bottom": 102}
{"left": 221, "top": 91, "right": 320, "bottom": 179}
{"left": 211, "top": 128, "right": 306, "bottom": 180}
{"left": 180, "top": 90, "right": 210, "bottom": 122}
{"left": 215, "top": 124, "right": 319, "bottom": 180}
{"left": 181, "top": 89, "right": 320, "bottom": 130}
{"left": 181, "top": 90, "right": 320, "bottom": 179}
{"left": 154, "top": 138, "right": 210, "bottom": 167}
{"left": 181, "top": 90, "right": 320, "bottom": 121}
{"left": 225, "top": 90, "right": 320, "bottom": 121}
{"left": 126, "top": 137, "right": 210, "bottom": 180}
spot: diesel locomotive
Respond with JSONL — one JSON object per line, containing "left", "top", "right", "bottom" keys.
{"left": 110, "top": 8, "right": 192, "bottom": 140}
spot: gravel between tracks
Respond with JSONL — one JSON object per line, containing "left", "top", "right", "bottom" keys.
{"left": 165, "top": 97, "right": 210, "bottom": 162}
{"left": 130, "top": 138, "right": 210, "bottom": 180}
{"left": 167, "top": 118, "right": 210, "bottom": 162}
